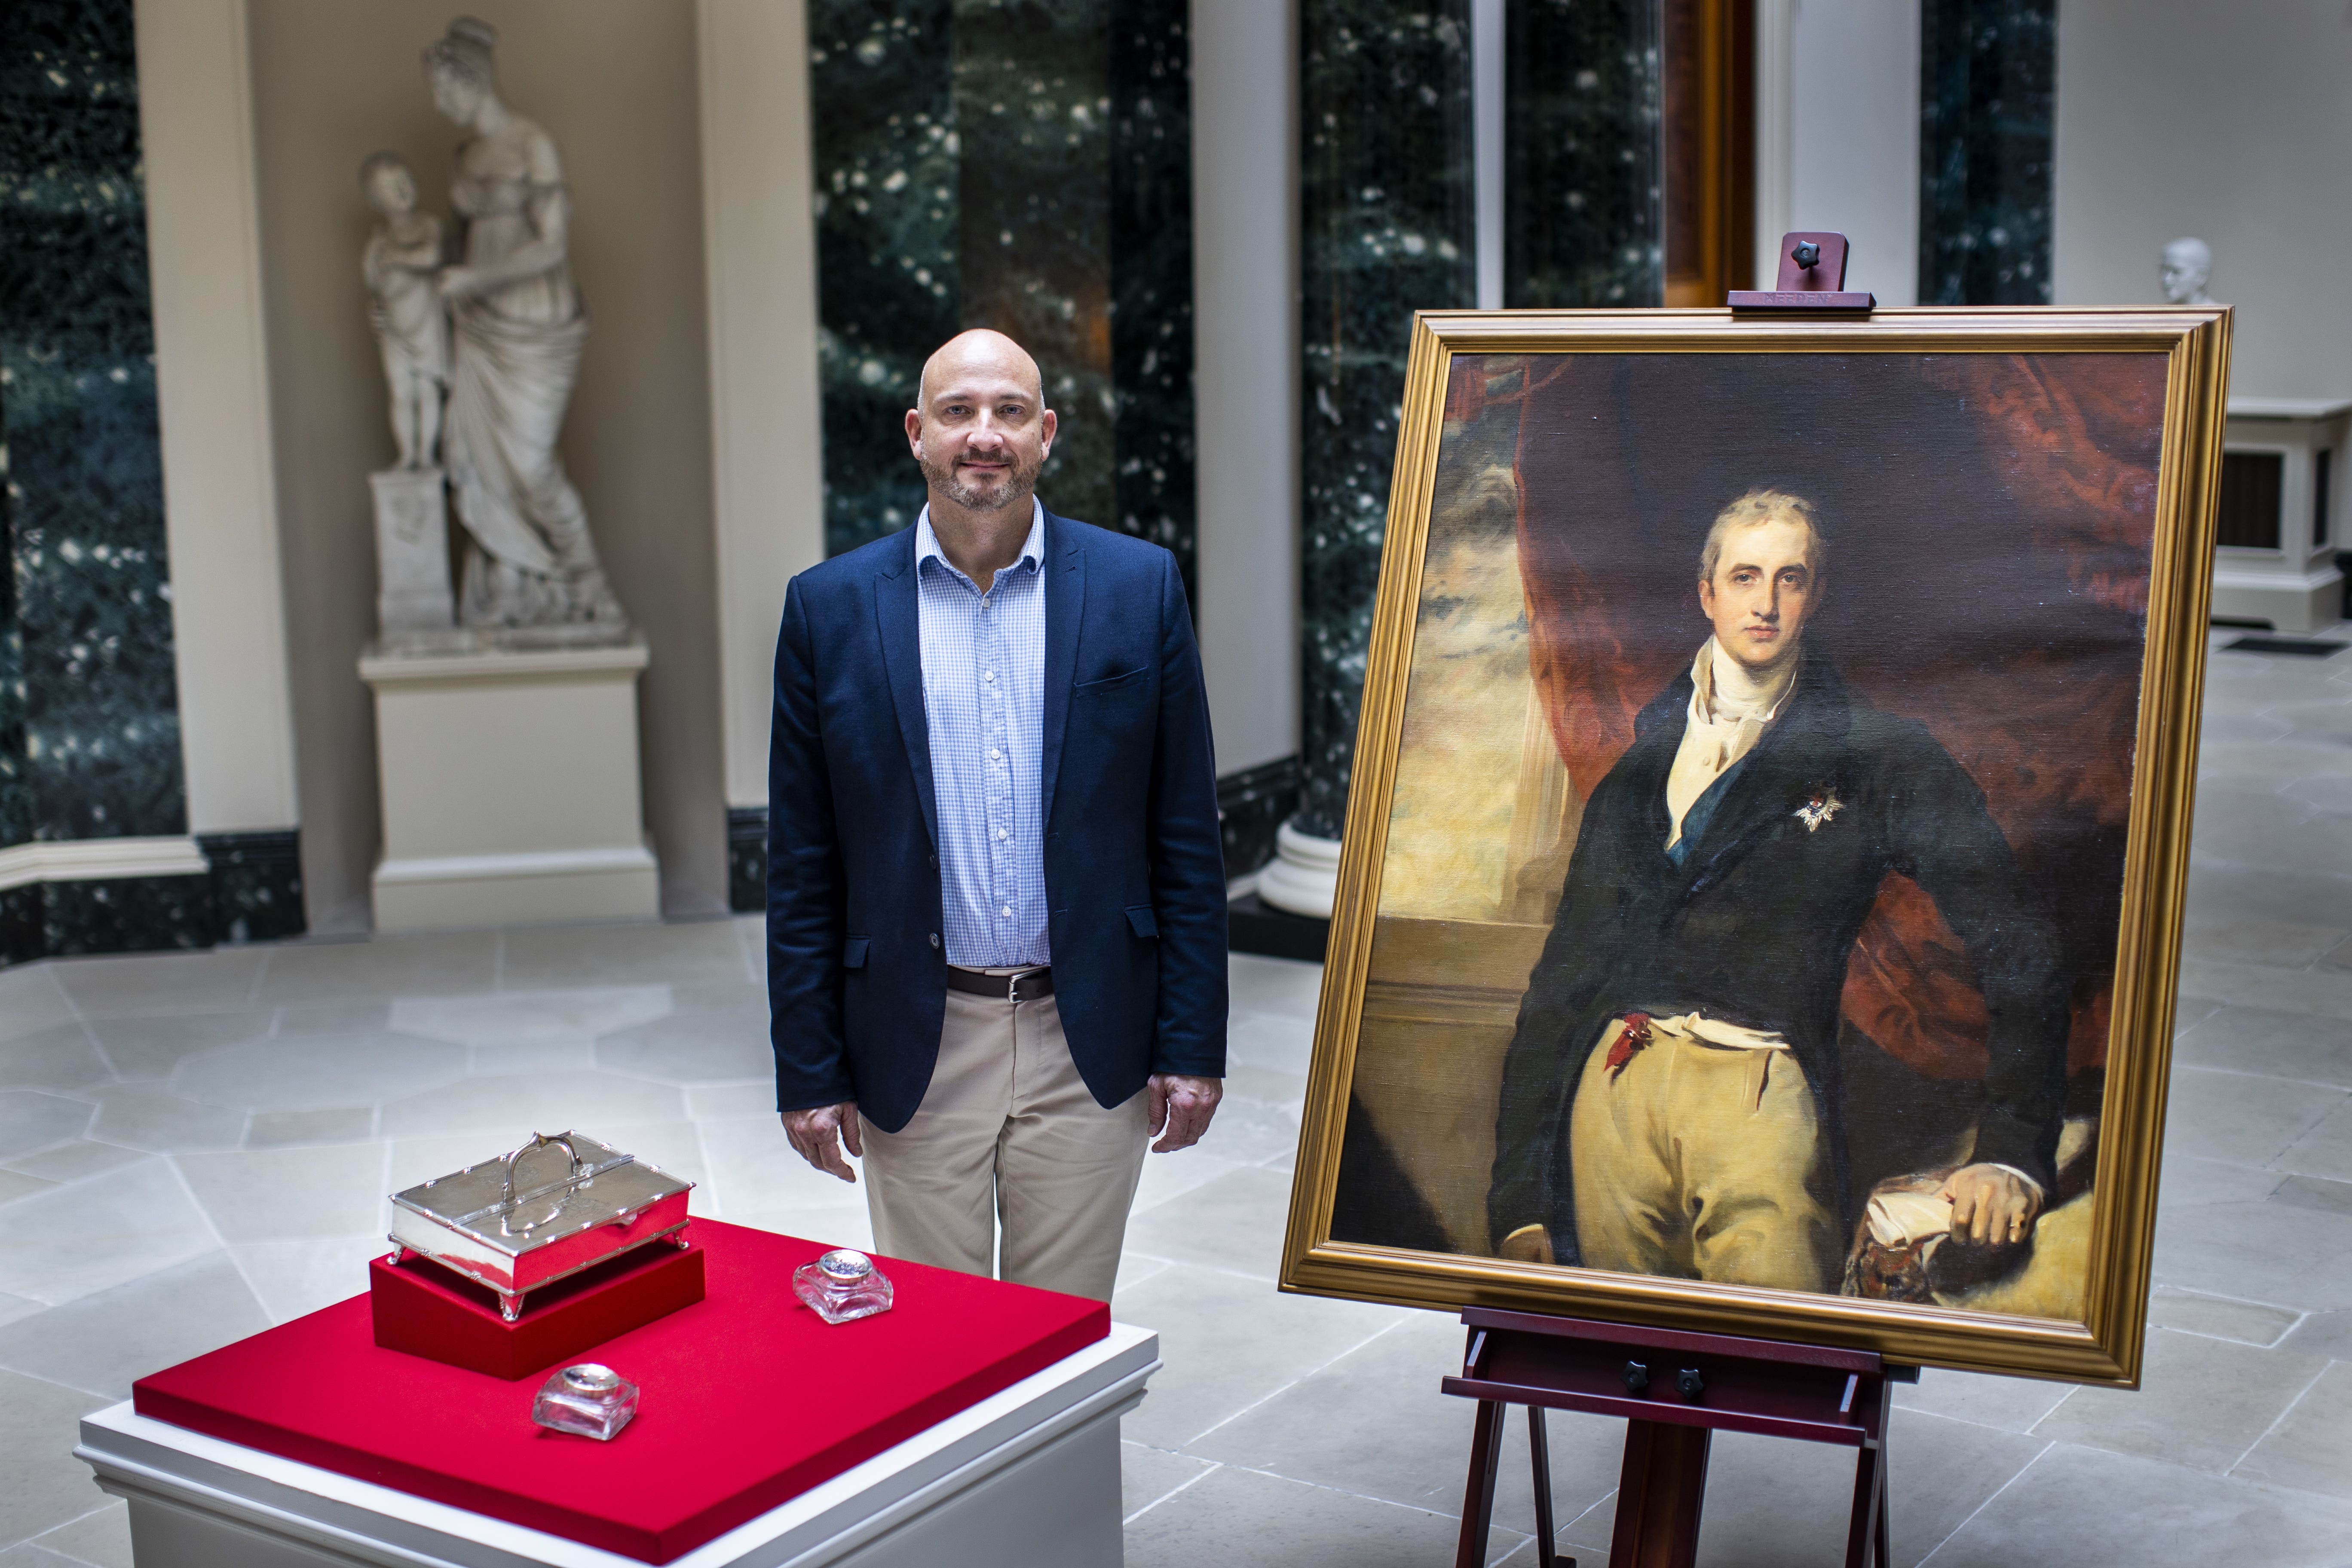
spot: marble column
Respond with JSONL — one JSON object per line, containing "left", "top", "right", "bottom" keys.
{"left": 0, "top": 0, "right": 199, "bottom": 959}
{"left": 1293, "top": 2, "right": 1476, "bottom": 834}
{"left": 808, "top": 0, "right": 1196, "bottom": 582}
{"left": 1261, "top": 3, "right": 1476, "bottom": 918}
{"left": 1917, "top": 0, "right": 2054, "bottom": 306}
{"left": 1504, "top": 0, "right": 1663, "bottom": 309}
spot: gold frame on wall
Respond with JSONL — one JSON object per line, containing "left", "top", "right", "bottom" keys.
{"left": 1278, "top": 306, "right": 2233, "bottom": 1388}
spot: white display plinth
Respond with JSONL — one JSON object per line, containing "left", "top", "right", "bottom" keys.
{"left": 75, "top": 1325, "right": 1156, "bottom": 1568}
{"left": 360, "top": 639, "right": 659, "bottom": 931}
{"left": 2217, "top": 397, "right": 2351, "bottom": 634}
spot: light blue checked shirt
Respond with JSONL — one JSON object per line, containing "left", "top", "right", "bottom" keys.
{"left": 916, "top": 501, "right": 1049, "bottom": 968}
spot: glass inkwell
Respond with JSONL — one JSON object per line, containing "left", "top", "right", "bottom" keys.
{"left": 792, "top": 1249, "right": 894, "bottom": 1324}
{"left": 531, "top": 1363, "right": 640, "bottom": 1440}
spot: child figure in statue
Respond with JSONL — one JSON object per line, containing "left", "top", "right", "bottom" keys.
{"left": 361, "top": 151, "right": 449, "bottom": 470}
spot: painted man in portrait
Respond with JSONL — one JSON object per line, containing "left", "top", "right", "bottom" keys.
{"left": 1486, "top": 490, "right": 2073, "bottom": 1292}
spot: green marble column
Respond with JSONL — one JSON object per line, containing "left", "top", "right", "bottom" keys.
{"left": 1505, "top": 0, "right": 1663, "bottom": 309}
{"left": 808, "top": 0, "right": 1195, "bottom": 582}
{"left": 1295, "top": 1, "right": 1476, "bottom": 839}
{"left": 1918, "top": 0, "right": 2055, "bottom": 306}
{"left": 0, "top": 0, "right": 196, "bottom": 959}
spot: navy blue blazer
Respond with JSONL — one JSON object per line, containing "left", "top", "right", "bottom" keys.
{"left": 766, "top": 510, "right": 1229, "bottom": 1133}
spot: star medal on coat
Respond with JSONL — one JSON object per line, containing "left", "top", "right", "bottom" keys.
{"left": 1794, "top": 790, "right": 1844, "bottom": 833}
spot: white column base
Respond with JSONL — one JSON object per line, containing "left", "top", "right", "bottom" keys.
{"left": 2211, "top": 564, "right": 2345, "bottom": 636}
{"left": 1255, "top": 821, "right": 1342, "bottom": 920}
{"left": 360, "top": 639, "right": 659, "bottom": 931}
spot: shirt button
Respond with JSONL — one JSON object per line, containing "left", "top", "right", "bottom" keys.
{"left": 1001, "top": 906, "right": 1012, "bottom": 918}
{"left": 984, "top": 671, "right": 995, "bottom": 682}
{"left": 996, "top": 828, "right": 1008, "bottom": 840}
{"left": 988, "top": 748, "right": 1000, "bottom": 761}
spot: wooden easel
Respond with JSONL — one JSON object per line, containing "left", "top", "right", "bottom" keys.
{"left": 1444, "top": 233, "right": 1890, "bottom": 1568}
{"left": 1445, "top": 1308, "right": 1917, "bottom": 1568}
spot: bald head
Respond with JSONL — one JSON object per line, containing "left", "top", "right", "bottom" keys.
{"left": 906, "top": 328, "right": 1056, "bottom": 525}
{"left": 919, "top": 328, "right": 1043, "bottom": 408}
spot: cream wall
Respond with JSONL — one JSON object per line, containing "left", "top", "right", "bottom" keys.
{"left": 2054, "top": 0, "right": 2352, "bottom": 399}
{"left": 135, "top": 0, "right": 300, "bottom": 839}
{"left": 1766, "top": 0, "right": 1920, "bottom": 306}
{"left": 698, "top": 0, "right": 825, "bottom": 811}
{"left": 246, "top": 0, "right": 726, "bottom": 926}
{"left": 1190, "top": 0, "right": 1302, "bottom": 777}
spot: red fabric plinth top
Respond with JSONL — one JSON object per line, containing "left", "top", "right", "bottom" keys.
{"left": 132, "top": 1220, "right": 1108, "bottom": 1563}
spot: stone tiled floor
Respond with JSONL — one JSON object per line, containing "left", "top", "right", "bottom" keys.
{"left": 3, "top": 629, "right": 2352, "bottom": 1567}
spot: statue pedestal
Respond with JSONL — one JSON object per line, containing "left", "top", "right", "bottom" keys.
{"left": 359, "top": 638, "right": 659, "bottom": 931}
{"left": 371, "top": 468, "right": 457, "bottom": 641}
{"left": 2216, "top": 397, "right": 2351, "bottom": 633}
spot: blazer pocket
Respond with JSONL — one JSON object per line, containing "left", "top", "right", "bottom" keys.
{"left": 1076, "top": 665, "right": 1148, "bottom": 695}
{"left": 842, "top": 936, "right": 871, "bottom": 968}
{"left": 1125, "top": 906, "right": 1160, "bottom": 939}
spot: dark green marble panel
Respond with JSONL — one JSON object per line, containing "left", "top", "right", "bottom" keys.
{"left": 1918, "top": 0, "right": 2054, "bottom": 306}
{"left": 811, "top": 0, "right": 962, "bottom": 556}
{"left": 199, "top": 830, "right": 305, "bottom": 944}
{"left": 1107, "top": 0, "right": 1194, "bottom": 585}
{"left": 1505, "top": 0, "right": 1662, "bottom": 309}
{"left": 1218, "top": 755, "right": 1298, "bottom": 881}
{"left": 1296, "top": 1, "right": 1476, "bottom": 837}
{"left": 0, "top": 0, "right": 183, "bottom": 846}
{"left": 955, "top": 0, "right": 1115, "bottom": 534}
{"left": 810, "top": 0, "right": 1197, "bottom": 585}
{"left": 728, "top": 805, "right": 767, "bottom": 913}
{"left": 39, "top": 871, "right": 212, "bottom": 958}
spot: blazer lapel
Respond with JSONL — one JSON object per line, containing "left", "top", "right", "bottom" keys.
{"left": 874, "top": 532, "right": 939, "bottom": 850}
{"left": 1038, "top": 511, "right": 1086, "bottom": 834}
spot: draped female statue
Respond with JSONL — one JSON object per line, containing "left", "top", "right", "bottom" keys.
{"left": 423, "top": 17, "right": 626, "bottom": 633}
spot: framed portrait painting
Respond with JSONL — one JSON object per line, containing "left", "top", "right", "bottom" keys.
{"left": 1278, "top": 306, "right": 2231, "bottom": 1386}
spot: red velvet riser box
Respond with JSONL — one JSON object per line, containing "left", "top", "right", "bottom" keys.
{"left": 132, "top": 1219, "right": 1109, "bottom": 1563}
{"left": 371, "top": 1234, "right": 706, "bottom": 1380}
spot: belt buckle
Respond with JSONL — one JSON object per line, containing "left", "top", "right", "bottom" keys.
{"left": 1007, "top": 971, "right": 1022, "bottom": 1004}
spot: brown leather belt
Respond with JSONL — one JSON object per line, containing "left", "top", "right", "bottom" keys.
{"left": 945, "top": 965, "right": 1054, "bottom": 1003}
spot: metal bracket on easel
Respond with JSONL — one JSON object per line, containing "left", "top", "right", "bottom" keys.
{"left": 1728, "top": 231, "right": 1876, "bottom": 313}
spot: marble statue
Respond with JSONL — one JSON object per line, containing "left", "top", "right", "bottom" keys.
{"left": 361, "top": 152, "right": 447, "bottom": 469}
{"left": 423, "top": 16, "right": 626, "bottom": 634}
{"left": 362, "top": 150, "right": 457, "bottom": 641}
{"left": 2160, "top": 236, "right": 2214, "bottom": 306}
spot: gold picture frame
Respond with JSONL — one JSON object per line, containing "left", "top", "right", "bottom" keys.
{"left": 1279, "top": 306, "right": 2232, "bottom": 1387}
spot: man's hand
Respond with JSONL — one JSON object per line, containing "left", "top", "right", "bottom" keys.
{"left": 1147, "top": 1074, "right": 1221, "bottom": 1153}
{"left": 1940, "top": 1163, "right": 2043, "bottom": 1246}
{"left": 1494, "top": 1225, "right": 1554, "bottom": 1265}
{"left": 781, "top": 1102, "right": 863, "bottom": 1183}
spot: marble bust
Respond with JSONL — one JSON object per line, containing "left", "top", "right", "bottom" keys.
{"left": 422, "top": 16, "right": 627, "bottom": 635}
{"left": 2159, "top": 237, "right": 2214, "bottom": 306}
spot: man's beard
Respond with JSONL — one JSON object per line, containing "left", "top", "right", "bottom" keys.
{"left": 919, "top": 448, "right": 1041, "bottom": 514}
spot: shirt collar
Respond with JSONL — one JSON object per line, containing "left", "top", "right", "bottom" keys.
{"left": 1690, "top": 635, "right": 1797, "bottom": 727}
{"left": 916, "top": 498, "right": 1046, "bottom": 585}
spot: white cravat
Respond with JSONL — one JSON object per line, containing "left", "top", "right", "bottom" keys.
{"left": 1664, "top": 637, "right": 1797, "bottom": 851}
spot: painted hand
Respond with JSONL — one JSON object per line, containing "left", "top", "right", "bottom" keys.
{"left": 780, "top": 1102, "right": 863, "bottom": 1183}
{"left": 1495, "top": 1225, "right": 1555, "bottom": 1266}
{"left": 1940, "top": 1163, "right": 2043, "bottom": 1246}
{"left": 1147, "top": 1074, "right": 1222, "bottom": 1153}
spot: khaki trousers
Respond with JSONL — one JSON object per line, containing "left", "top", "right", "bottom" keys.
{"left": 859, "top": 987, "right": 1148, "bottom": 1302}
{"left": 1568, "top": 1018, "right": 1840, "bottom": 1292}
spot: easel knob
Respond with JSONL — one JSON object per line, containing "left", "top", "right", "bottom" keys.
{"left": 1727, "top": 232, "right": 1876, "bottom": 312}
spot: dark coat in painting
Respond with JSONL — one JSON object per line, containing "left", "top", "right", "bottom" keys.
{"left": 1485, "top": 651, "right": 2072, "bottom": 1264}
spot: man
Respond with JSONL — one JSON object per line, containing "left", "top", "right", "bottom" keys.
{"left": 1487, "top": 490, "right": 2069, "bottom": 1293}
{"left": 766, "top": 328, "right": 1226, "bottom": 1303}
